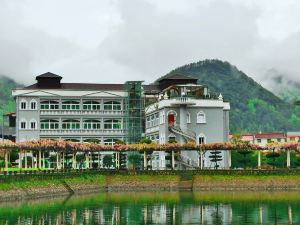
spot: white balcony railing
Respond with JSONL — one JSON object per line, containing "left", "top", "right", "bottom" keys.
{"left": 40, "top": 129, "right": 126, "bottom": 136}
{"left": 40, "top": 110, "right": 126, "bottom": 116}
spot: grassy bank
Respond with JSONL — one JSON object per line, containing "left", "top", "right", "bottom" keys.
{"left": 0, "top": 174, "right": 106, "bottom": 191}
{"left": 193, "top": 174, "right": 300, "bottom": 190}
{"left": 1, "top": 171, "right": 300, "bottom": 194}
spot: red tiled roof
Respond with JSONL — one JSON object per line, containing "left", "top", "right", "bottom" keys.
{"left": 241, "top": 134, "right": 254, "bottom": 141}
{"left": 255, "top": 132, "right": 286, "bottom": 139}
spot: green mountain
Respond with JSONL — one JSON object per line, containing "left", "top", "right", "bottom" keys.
{"left": 262, "top": 69, "right": 300, "bottom": 104}
{"left": 0, "top": 63, "right": 299, "bottom": 133}
{"left": 158, "top": 59, "right": 300, "bottom": 133}
{"left": 0, "top": 76, "right": 22, "bottom": 123}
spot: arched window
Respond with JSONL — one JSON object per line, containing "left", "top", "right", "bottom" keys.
{"left": 62, "top": 100, "right": 80, "bottom": 110}
{"left": 64, "top": 138, "right": 80, "bottom": 142}
{"left": 197, "top": 111, "right": 206, "bottom": 123}
{"left": 104, "top": 101, "right": 121, "bottom": 110}
{"left": 168, "top": 133, "right": 176, "bottom": 143}
{"left": 83, "top": 119, "right": 101, "bottom": 129}
{"left": 83, "top": 101, "right": 101, "bottom": 110}
{"left": 83, "top": 138, "right": 101, "bottom": 144}
{"left": 29, "top": 99, "right": 37, "bottom": 110}
{"left": 40, "top": 100, "right": 59, "bottom": 110}
{"left": 197, "top": 133, "right": 206, "bottom": 144}
{"left": 104, "top": 119, "right": 122, "bottom": 129}
{"left": 29, "top": 119, "right": 37, "bottom": 130}
{"left": 19, "top": 119, "right": 27, "bottom": 129}
{"left": 19, "top": 99, "right": 27, "bottom": 110}
{"left": 187, "top": 112, "right": 191, "bottom": 123}
{"left": 40, "top": 119, "right": 59, "bottom": 130}
{"left": 62, "top": 119, "right": 80, "bottom": 129}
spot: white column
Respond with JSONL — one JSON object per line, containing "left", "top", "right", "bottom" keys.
{"left": 89, "top": 152, "right": 92, "bottom": 168}
{"left": 4, "top": 150, "right": 8, "bottom": 171}
{"left": 56, "top": 152, "right": 59, "bottom": 169}
{"left": 19, "top": 151, "right": 22, "bottom": 169}
{"left": 24, "top": 151, "right": 27, "bottom": 169}
{"left": 171, "top": 151, "right": 175, "bottom": 169}
{"left": 115, "top": 152, "right": 119, "bottom": 169}
{"left": 144, "top": 151, "right": 147, "bottom": 170}
{"left": 86, "top": 153, "right": 89, "bottom": 169}
{"left": 287, "top": 150, "right": 291, "bottom": 168}
{"left": 258, "top": 151, "right": 261, "bottom": 169}
{"left": 228, "top": 151, "right": 232, "bottom": 168}
{"left": 179, "top": 105, "right": 187, "bottom": 144}
{"left": 72, "top": 153, "right": 75, "bottom": 169}
{"left": 200, "top": 150, "right": 203, "bottom": 169}
{"left": 42, "top": 152, "right": 45, "bottom": 169}
{"left": 38, "top": 150, "right": 42, "bottom": 169}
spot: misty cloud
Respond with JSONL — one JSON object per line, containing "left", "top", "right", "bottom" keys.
{"left": 0, "top": 0, "right": 299, "bottom": 85}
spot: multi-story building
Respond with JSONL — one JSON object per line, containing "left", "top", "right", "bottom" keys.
{"left": 13, "top": 72, "right": 230, "bottom": 169}
{"left": 145, "top": 75, "right": 230, "bottom": 169}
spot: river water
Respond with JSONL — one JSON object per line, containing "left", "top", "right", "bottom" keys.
{"left": 0, "top": 191, "right": 299, "bottom": 224}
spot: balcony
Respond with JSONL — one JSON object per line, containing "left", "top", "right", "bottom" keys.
{"left": 170, "top": 97, "right": 196, "bottom": 106}
{"left": 40, "top": 110, "right": 126, "bottom": 116}
{"left": 40, "top": 129, "right": 126, "bottom": 136}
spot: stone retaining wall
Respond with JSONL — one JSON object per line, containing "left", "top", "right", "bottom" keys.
{"left": 2, "top": 175, "right": 300, "bottom": 201}
{"left": 193, "top": 175, "right": 300, "bottom": 190}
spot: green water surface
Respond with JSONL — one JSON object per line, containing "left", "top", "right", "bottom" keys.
{"left": 0, "top": 191, "right": 299, "bottom": 224}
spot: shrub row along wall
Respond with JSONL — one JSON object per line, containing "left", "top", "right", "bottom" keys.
{"left": 193, "top": 175, "right": 300, "bottom": 190}
{"left": 2, "top": 171, "right": 300, "bottom": 201}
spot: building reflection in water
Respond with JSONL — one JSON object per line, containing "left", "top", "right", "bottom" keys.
{"left": 0, "top": 194, "right": 299, "bottom": 225}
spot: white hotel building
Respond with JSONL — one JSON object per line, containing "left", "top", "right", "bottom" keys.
{"left": 13, "top": 72, "right": 230, "bottom": 169}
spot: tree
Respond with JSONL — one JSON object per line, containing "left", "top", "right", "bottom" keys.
{"left": 127, "top": 152, "right": 142, "bottom": 171}
{"left": 103, "top": 155, "right": 114, "bottom": 169}
{"left": 237, "top": 150, "right": 252, "bottom": 169}
{"left": 209, "top": 150, "right": 222, "bottom": 169}
{"left": 266, "top": 151, "right": 281, "bottom": 169}
{"left": 140, "top": 138, "right": 152, "bottom": 144}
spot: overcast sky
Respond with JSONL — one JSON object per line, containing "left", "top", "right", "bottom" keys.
{"left": 0, "top": 0, "right": 300, "bottom": 86}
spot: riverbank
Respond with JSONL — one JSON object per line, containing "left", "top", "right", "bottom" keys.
{"left": 1, "top": 170, "right": 300, "bottom": 200}
{"left": 2, "top": 190, "right": 300, "bottom": 225}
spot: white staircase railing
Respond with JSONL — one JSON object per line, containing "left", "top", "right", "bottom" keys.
{"left": 169, "top": 125, "right": 196, "bottom": 141}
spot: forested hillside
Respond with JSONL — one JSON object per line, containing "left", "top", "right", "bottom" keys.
{"left": 0, "top": 76, "right": 22, "bottom": 123}
{"left": 0, "top": 61, "right": 299, "bottom": 133}
{"left": 158, "top": 59, "right": 300, "bottom": 133}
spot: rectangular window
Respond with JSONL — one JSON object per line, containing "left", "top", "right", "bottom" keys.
{"left": 104, "top": 120, "right": 121, "bottom": 130}
{"left": 40, "top": 101, "right": 59, "bottom": 110}
{"left": 30, "top": 122, "right": 36, "bottom": 129}
{"left": 62, "top": 101, "right": 80, "bottom": 110}
{"left": 257, "top": 139, "right": 261, "bottom": 143}
{"left": 198, "top": 137, "right": 205, "bottom": 144}
{"left": 30, "top": 102, "right": 36, "bottom": 110}
{"left": 20, "top": 122, "right": 26, "bottom": 129}
{"left": 20, "top": 102, "right": 26, "bottom": 110}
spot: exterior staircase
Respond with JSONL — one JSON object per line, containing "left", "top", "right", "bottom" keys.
{"left": 178, "top": 174, "right": 193, "bottom": 191}
{"left": 169, "top": 125, "right": 196, "bottom": 142}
